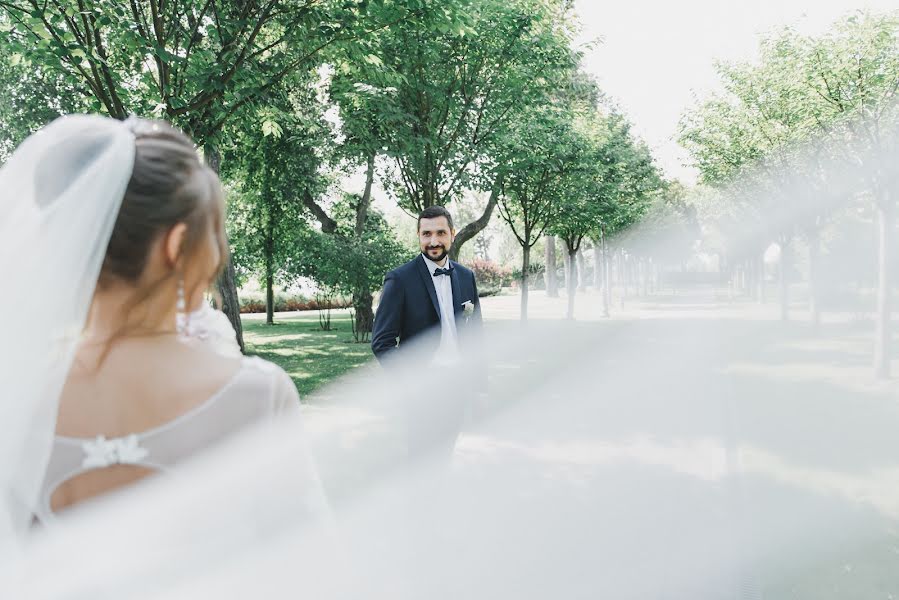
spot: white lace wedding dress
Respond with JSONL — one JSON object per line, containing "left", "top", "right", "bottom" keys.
{"left": 34, "top": 357, "right": 300, "bottom": 524}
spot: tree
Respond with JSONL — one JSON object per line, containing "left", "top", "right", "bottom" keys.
{"left": 585, "top": 111, "right": 663, "bottom": 317}
{"left": 495, "top": 103, "right": 579, "bottom": 321}
{"left": 223, "top": 76, "right": 327, "bottom": 325}
{"left": 291, "top": 199, "right": 409, "bottom": 343}
{"left": 328, "top": 0, "right": 577, "bottom": 262}
{"left": 679, "top": 57, "right": 806, "bottom": 320}
{"left": 796, "top": 12, "right": 899, "bottom": 376}
{"left": 0, "top": 0, "right": 409, "bottom": 351}
{"left": 547, "top": 109, "right": 610, "bottom": 320}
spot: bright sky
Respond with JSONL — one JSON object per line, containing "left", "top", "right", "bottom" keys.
{"left": 573, "top": 0, "right": 899, "bottom": 184}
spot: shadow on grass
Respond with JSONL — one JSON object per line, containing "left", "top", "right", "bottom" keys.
{"left": 242, "top": 313, "right": 374, "bottom": 398}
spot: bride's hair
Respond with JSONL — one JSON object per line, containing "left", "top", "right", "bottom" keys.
{"left": 98, "top": 118, "right": 226, "bottom": 328}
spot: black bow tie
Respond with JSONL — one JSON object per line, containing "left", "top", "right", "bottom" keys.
{"left": 433, "top": 266, "right": 454, "bottom": 276}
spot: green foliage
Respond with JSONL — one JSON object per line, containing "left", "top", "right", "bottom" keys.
{"left": 223, "top": 69, "right": 333, "bottom": 291}
{"left": 225, "top": 176, "right": 312, "bottom": 289}
{"left": 678, "top": 10, "right": 899, "bottom": 271}
{"left": 680, "top": 11, "right": 899, "bottom": 201}
{"left": 328, "top": 0, "right": 579, "bottom": 212}
{"left": 549, "top": 105, "right": 663, "bottom": 252}
{"left": 511, "top": 261, "right": 545, "bottom": 287}
{"left": 0, "top": 0, "right": 406, "bottom": 144}
{"left": 496, "top": 95, "right": 579, "bottom": 252}
{"left": 290, "top": 197, "right": 411, "bottom": 296}
{"left": 0, "top": 26, "right": 85, "bottom": 160}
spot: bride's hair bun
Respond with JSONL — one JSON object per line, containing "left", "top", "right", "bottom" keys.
{"left": 100, "top": 118, "right": 225, "bottom": 287}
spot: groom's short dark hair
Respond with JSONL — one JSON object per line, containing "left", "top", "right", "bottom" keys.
{"left": 418, "top": 206, "right": 454, "bottom": 231}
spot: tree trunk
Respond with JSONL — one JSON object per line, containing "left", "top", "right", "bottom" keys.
{"left": 545, "top": 236, "right": 559, "bottom": 297}
{"left": 577, "top": 247, "right": 588, "bottom": 290}
{"left": 807, "top": 225, "right": 821, "bottom": 329}
{"left": 353, "top": 289, "right": 374, "bottom": 343}
{"left": 352, "top": 153, "right": 376, "bottom": 341}
{"left": 640, "top": 259, "right": 648, "bottom": 296}
{"left": 566, "top": 245, "right": 578, "bottom": 320}
{"left": 600, "top": 230, "right": 610, "bottom": 318}
{"left": 604, "top": 254, "right": 612, "bottom": 316}
{"left": 742, "top": 259, "right": 751, "bottom": 299}
{"left": 205, "top": 143, "right": 245, "bottom": 353}
{"left": 265, "top": 264, "right": 274, "bottom": 325}
{"left": 874, "top": 199, "right": 893, "bottom": 379}
{"left": 592, "top": 238, "right": 602, "bottom": 289}
{"left": 745, "top": 259, "right": 752, "bottom": 296}
{"left": 264, "top": 212, "right": 275, "bottom": 325}
{"left": 216, "top": 260, "right": 245, "bottom": 354}
{"left": 779, "top": 236, "right": 790, "bottom": 322}
{"left": 355, "top": 153, "right": 375, "bottom": 237}
{"left": 756, "top": 252, "right": 766, "bottom": 304}
{"left": 743, "top": 261, "right": 750, "bottom": 295}
{"left": 449, "top": 174, "right": 503, "bottom": 261}
{"left": 520, "top": 244, "right": 531, "bottom": 323}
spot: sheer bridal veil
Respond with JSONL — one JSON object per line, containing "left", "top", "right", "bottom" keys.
{"left": 0, "top": 116, "right": 135, "bottom": 543}
{"left": 2, "top": 114, "right": 899, "bottom": 599}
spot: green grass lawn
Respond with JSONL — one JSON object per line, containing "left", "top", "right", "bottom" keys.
{"left": 242, "top": 310, "right": 375, "bottom": 398}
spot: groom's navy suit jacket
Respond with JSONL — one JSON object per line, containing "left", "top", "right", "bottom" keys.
{"left": 371, "top": 254, "right": 483, "bottom": 364}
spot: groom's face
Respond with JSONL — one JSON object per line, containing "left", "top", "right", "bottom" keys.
{"left": 419, "top": 216, "right": 455, "bottom": 263}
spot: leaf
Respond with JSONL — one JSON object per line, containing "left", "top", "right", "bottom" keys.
{"left": 363, "top": 54, "right": 383, "bottom": 67}
{"left": 262, "top": 119, "right": 283, "bottom": 139}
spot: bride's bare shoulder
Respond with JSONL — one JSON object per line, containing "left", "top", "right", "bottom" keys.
{"left": 57, "top": 339, "right": 247, "bottom": 437}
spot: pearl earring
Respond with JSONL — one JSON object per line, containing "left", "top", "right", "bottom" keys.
{"left": 176, "top": 278, "right": 186, "bottom": 313}
{"left": 176, "top": 278, "right": 189, "bottom": 337}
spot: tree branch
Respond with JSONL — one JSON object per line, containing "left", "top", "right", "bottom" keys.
{"left": 302, "top": 189, "right": 338, "bottom": 233}
{"left": 451, "top": 173, "right": 504, "bottom": 258}
{"left": 355, "top": 152, "right": 376, "bottom": 238}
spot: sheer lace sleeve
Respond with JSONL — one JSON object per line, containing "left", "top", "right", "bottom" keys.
{"left": 270, "top": 365, "right": 301, "bottom": 416}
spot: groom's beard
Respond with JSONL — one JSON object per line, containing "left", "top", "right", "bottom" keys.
{"left": 423, "top": 246, "right": 448, "bottom": 262}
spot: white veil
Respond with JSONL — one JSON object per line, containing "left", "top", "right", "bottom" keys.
{"left": 0, "top": 116, "right": 135, "bottom": 544}
{"left": 6, "top": 315, "right": 899, "bottom": 598}
{"left": 1, "top": 115, "right": 899, "bottom": 598}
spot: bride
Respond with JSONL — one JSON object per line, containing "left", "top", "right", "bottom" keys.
{"left": 0, "top": 115, "right": 300, "bottom": 530}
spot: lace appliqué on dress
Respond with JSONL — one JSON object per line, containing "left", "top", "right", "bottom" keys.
{"left": 81, "top": 435, "right": 149, "bottom": 469}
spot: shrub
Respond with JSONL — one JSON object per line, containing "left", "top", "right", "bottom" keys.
{"left": 468, "top": 258, "right": 514, "bottom": 291}
{"left": 239, "top": 290, "right": 352, "bottom": 314}
{"left": 510, "top": 261, "right": 546, "bottom": 290}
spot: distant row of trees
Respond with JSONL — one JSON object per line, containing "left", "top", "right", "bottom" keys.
{"left": 679, "top": 11, "right": 899, "bottom": 377}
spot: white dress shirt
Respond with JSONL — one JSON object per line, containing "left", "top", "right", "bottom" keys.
{"left": 422, "top": 254, "right": 459, "bottom": 363}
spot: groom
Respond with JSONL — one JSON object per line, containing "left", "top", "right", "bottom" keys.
{"left": 371, "top": 205, "right": 483, "bottom": 365}
{"left": 372, "top": 206, "right": 484, "bottom": 460}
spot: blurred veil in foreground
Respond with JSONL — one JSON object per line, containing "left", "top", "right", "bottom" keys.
{"left": 3, "top": 112, "right": 899, "bottom": 599}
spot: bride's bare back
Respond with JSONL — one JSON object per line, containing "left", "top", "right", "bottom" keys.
{"left": 50, "top": 338, "right": 242, "bottom": 511}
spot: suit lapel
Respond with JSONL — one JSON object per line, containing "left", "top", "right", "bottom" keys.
{"left": 416, "top": 255, "right": 442, "bottom": 320}
{"left": 449, "top": 260, "right": 463, "bottom": 322}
